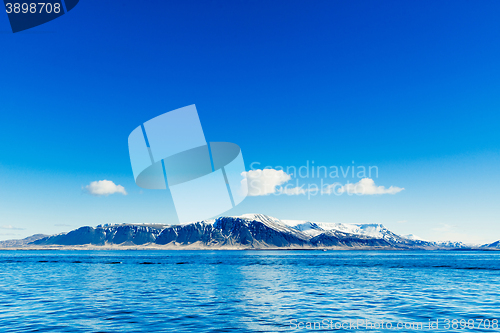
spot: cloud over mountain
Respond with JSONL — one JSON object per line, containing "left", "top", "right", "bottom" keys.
{"left": 242, "top": 169, "right": 291, "bottom": 196}
{"left": 327, "top": 178, "right": 404, "bottom": 195}
{"left": 83, "top": 180, "right": 127, "bottom": 196}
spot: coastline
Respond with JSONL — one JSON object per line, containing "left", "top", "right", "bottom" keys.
{"left": 1, "top": 244, "right": 496, "bottom": 251}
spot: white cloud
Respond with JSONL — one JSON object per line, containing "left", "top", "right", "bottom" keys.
{"left": 240, "top": 171, "right": 403, "bottom": 197}
{"left": 326, "top": 178, "right": 404, "bottom": 195}
{"left": 0, "top": 225, "right": 24, "bottom": 230}
{"left": 242, "top": 169, "right": 291, "bottom": 196}
{"left": 83, "top": 180, "right": 127, "bottom": 196}
{"left": 280, "top": 186, "right": 308, "bottom": 195}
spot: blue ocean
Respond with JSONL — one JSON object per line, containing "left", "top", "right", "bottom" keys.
{"left": 1, "top": 251, "right": 499, "bottom": 332}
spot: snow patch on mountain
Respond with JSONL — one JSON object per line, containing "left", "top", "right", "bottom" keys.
{"left": 402, "top": 234, "right": 426, "bottom": 241}
{"left": 482, "top": 240, "right": 500, "bottom": 248}
{"left": 282, "top": 220, "right": 392, "bottom": 240}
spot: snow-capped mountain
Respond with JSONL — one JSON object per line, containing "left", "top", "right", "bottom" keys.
{"left": 284, "top": 219, "right": 398, "bottom": 239}
{"left": 0, "top": 234, "right": 47, "bottom": 248}
{"left": 282, "top": 219, "right": 469, "bottom": 248}
{"left": 22, "top": 214, "right": 478, "bottom": 249}
{"left": 402, "top": 234, "right": 425, "bottom": 241}
{"left": 401, "top": 234, "right": 468, "bottom": 248}
{"left": 481, "top": 240, "right": 500, "bottom": 249}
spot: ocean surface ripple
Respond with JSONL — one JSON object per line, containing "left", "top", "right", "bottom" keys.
{"left": 1, "top": 251, "right": 499, "bottom": 332}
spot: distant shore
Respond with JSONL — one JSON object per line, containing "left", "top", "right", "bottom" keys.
{"left": 1, "top": 244, "right": 497, "bottom": 251}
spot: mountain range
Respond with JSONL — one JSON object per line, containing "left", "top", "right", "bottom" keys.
{"left": 2, "top": 214, "right": 498, "bottom": 250}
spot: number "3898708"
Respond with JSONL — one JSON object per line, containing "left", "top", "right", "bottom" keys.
{"left": 5, "top": 3, "right": 61, "bottom": 14}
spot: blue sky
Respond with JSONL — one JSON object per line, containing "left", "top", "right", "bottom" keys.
{"left": 1, "top": 0, "right": 499, "bottom": 243}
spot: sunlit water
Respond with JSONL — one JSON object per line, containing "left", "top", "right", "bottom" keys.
{"left": 1, "top": 250, "right": 499, "bottom": 332}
